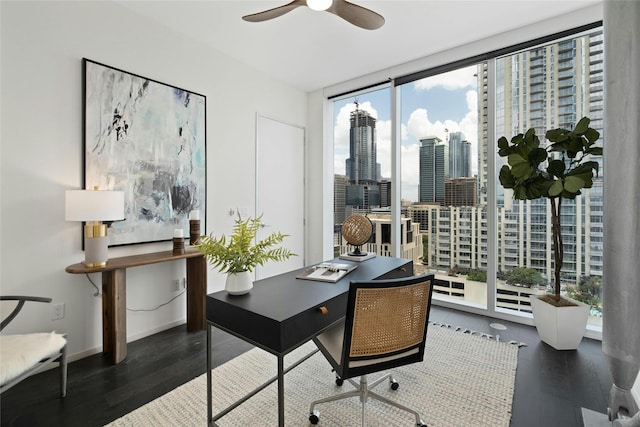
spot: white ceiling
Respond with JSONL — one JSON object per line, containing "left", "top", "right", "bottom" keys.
{"left": 118, "top": 0, "right": 601, "bottom": 92}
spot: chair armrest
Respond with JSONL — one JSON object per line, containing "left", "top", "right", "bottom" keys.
{"left": 0, "top": 296, "right": 52, "bottom": 303}
{"left": 0, "top": 296, "right": 52, "bottom": 331}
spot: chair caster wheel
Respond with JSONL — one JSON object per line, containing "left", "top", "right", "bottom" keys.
{"left": 335, "top": 377, "right": 344, "bottom": 386}
{"left": 391, "top": 380, "right": 399, "bottom": 390}
{"left": 309, "top": 410, "right": 320, "bottom": 424}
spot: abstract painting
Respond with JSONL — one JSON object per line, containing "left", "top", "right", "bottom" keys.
{"left": 83, "top": 59, "right": 206, "bottom": 246}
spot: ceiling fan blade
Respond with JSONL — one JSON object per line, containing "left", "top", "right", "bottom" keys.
{"left": 242, "top": 0, "right": 306, "bottom": 23}
{"left": 327, "top": 0, "right": 385, "bottom": 30}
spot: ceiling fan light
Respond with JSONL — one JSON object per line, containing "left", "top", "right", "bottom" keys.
{"left": 307, "top": 0, "right": 332, "bottom": 11}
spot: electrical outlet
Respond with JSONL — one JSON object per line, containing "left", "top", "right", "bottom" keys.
{"left": 52, "top": 303, "right": 65, "bottom": 320}
{"left": 172, "top": 279, "right": 181, "bottom": 292}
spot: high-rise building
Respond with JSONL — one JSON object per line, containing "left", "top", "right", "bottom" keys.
{"left": 334, "top": 174, "right": 348, "bottom": 225}
{"left": 445, "top": 177, "right": 478, "bottom": 207}
{"left": 495, "top": 33, "right": 603, "bottom": 285}
{"left": 418, "top": 136, "right": 447, "bottom": 204}
{"left": 448, "top": 131, "right": 472, "bottom": 178}
{"left": 345, "top": 106, "right": 382, "bottom": 209}
{"left": 336, "top": 212, "right": 423, "bottom": 261}
{"left": 379, "top": 179, "right": 391, "bottom": 208}
{"left": 421, "top": 30, "right": 604, "bottom": 306}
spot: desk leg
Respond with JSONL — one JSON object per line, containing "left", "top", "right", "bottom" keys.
{"left": 277, "top": 354, "right": 284, "bottom": 427}
{"left": 102, "top": 269, "right": 127, "bottom": 364}
{"left": 207, "top": 322, "right": 214, "bottom": 427}
{"left": 187, "top": 256, "right": 207, "bottom": 331}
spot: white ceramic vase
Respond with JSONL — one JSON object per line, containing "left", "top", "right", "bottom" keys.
{"left": 225, "top": 271, "right": 253, "bottom": 295}
{"left": 530, "top": 295, "right": 589, "bottom": 350}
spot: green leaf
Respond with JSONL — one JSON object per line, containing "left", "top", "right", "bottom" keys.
{"left": 547, "top": 159, "right": 565, "bottom": 178}
{"left": 574, "top": 116, "right": 590, "bottom": 134}
{"left": 549, "top": 180, "right": 564, "bottom": 197}
{"left": 512, "top": 162, "right": 532, "bottom": 180}
{"left": 528, "top": 175, "right": 554, "bottom": 198}
{"left": 530, "top": 147, "right": 547, "bottom": 164}
{"left": 507, "top": 154, "right": 530, "bottom": 179}
{"left": 511, "top": 133, "right": 525, "bottom": 145}
{"left": 546, "top": 127, "right": 569, "bottom": 143}
{"left": 568, "top": 135, "right": 583, "bottom": 157}
{"left": 587, "top": 146, "right": 603, "bottom": 156}
{"left": 568, "top": 161, "right": 599, "bottom": 180}
{"left": 497, "top": 136, "right": 509, "bottom": 151}
{"left": 564, "top": 175, "right": 585, "bottom": 193}
{"left": 514, "top": 185, "right": 528, "bottom": 200}
{"left": 499, "top": 165, "right": 516, "bottom": 188}
{"left": 584, "top": 127, "right": 600, "bottom": 144}
{"left": 562, "top": 189, "right": 580, "bottom": 199}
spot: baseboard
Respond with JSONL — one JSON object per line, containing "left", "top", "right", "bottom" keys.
{"left": 63, "top": 318, "right": 188, "bottom": 363}
{"left": 127, "top": 318, "right": 187, "bottom": 343}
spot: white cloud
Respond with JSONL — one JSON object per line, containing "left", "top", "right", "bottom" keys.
{"left": 401, "top": 143, "right": 420, "bottom": 201}
{"left": 376, "top": 119, "right": 392, "bottom": 178}
{"left": 413, "top": 65, "right": 478, "bottom": 91}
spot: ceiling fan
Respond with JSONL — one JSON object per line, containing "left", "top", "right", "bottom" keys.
{"left": 242, "top": 0, "right": 385, "bottom": 30}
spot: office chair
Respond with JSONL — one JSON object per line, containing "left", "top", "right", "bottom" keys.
{"left": 0, "top": 296, "right": 68, "bottom": 397}
{"left": 309, "top": 273, "right": 434, "bottom": 427}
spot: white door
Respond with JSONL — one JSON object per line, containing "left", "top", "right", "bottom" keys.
{"left": 255, "top": 115, "right": 305, "bottom": 280}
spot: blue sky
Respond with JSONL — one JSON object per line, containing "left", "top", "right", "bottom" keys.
{"left": 333, "top": 65, "right": 479, "bottom": 202}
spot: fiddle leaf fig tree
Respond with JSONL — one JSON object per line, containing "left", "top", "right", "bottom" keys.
{"left": 497, "top": 117, "right": 602, "bottom": 303}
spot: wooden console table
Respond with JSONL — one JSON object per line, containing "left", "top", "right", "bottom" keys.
{"left": 66, "top": 248, "right": 207, "bottom": 364}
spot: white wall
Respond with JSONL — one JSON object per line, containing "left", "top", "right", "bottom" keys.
{"left": 0, "top": 1, "right": 307, "bottom": 359}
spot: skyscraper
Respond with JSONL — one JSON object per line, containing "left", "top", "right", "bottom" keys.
{"left": 345, "top": 105, "right": 381, "bottom": 209}
{"left": 418, "top": 136, "right": 447, "bottom": 204}
{"left": 447, "top": 30, "right": 605, "bottom": 287}
{"left": 448, "top": 131, "right": 471, "bottom": 178}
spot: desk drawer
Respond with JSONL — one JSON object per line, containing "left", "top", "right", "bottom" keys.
{"left": 375, "top": 260, "right": 413, "bottom": 280}
{"left": 284, "top": 293, "right": 347, "bottom": 350}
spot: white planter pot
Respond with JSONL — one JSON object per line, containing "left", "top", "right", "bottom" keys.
{"left": 225, "top": 271, "right": 253, "bottom": 295}
{"left": 530, "top": 295, "right": 590, "bottom": 350}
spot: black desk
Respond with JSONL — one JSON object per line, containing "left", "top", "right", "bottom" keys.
{"left": 206, "top": 256, "right": 413, "bottom": 427}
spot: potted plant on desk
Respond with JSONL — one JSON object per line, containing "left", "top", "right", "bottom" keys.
{"left": 197, "top": 214, "right": 296, "bottom": 295}
{"left": 497, "top": 117, "right": 602, "bottom": 350}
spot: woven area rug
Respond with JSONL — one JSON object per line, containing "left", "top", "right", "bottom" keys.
{"left": 106, "top": 326, "right": 518, "bottom": 427}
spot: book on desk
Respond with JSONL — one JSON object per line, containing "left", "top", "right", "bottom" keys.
{"left": 296, "top": 262, "right": 358, "bottom": 283}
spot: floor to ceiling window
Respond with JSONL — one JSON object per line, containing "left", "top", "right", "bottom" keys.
{"left": 398, "top": 65, "right": 487, "bottom": 309}
{"left": 493, "top": 29, "right": 604, "bottom": 328}
{"left": 332, "top": 87, "right": 394, "bottom": 259}
{"left": 330, "top": 24, "right": 604, "bottom": 332}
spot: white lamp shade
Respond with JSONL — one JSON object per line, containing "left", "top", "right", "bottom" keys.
{"left": 65, "top": 190, "right": 125, "bottom": 222}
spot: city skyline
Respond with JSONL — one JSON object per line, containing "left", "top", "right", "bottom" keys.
{"left": 333, "top": 65, "right": 478, "bottom": 202}
{"left": 332, "top": 28, "right": 605, "bottom": 325}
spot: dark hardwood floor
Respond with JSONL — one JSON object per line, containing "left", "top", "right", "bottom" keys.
{"left": 1, "top": 306, "right": 612, "bottom": 427}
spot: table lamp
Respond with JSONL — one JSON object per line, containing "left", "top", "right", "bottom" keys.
{"left": 65, "top": 188, "right": 125, "bottom": 267}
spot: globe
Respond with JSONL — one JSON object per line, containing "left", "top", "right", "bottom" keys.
{"left": 341, "top": 214, "right": 373, "bottom": 256}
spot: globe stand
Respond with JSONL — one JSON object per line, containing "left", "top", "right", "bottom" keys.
{"left": 348, "top": 245, "right": 368, "bottom": 257}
